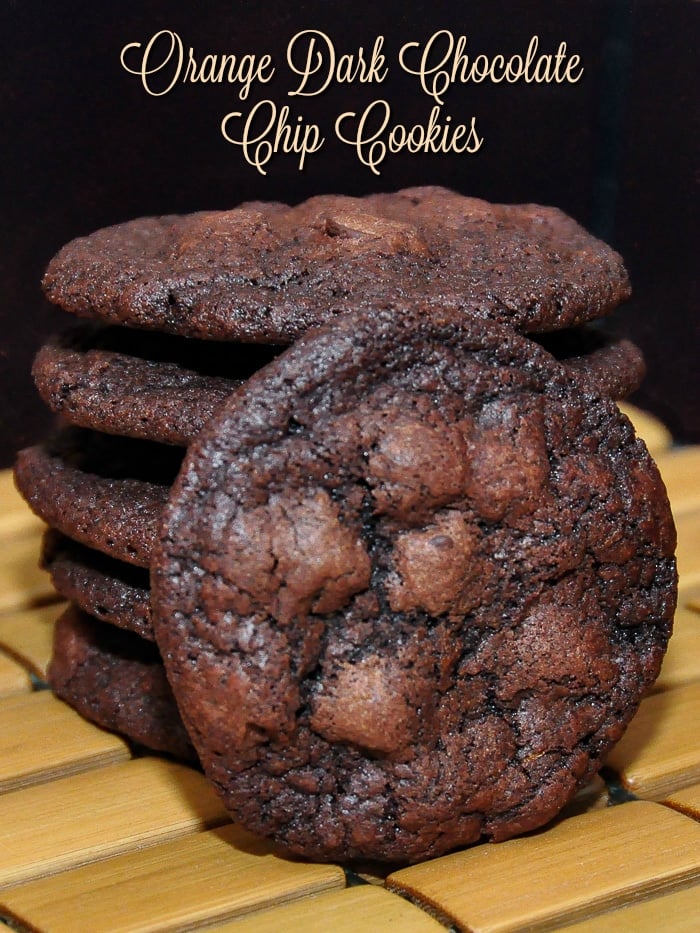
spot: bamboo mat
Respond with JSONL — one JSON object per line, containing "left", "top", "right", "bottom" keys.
{"left": 1, "top": 404, "right": 699, "bottom": 932}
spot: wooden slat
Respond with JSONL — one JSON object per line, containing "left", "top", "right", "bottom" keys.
{"left": 675, "top": 508, "right": 700, "bottom": 582}
{"left": 682, "top": 583, "right": 700, "bottom": 614}
{"left": 0, "top": 649, "right": 32, "bottom": 698}
{"left": 0, "top": 824, "right": 345, "bottom": 933}
{"left": 653, "top": 604, "right": 700, "bottom": 692}
{"left": 604, "top": 682, "right": 700, "bottom": 799}
{"left": 0, "top": 602, "right": 63, "bottom": 681}
{"left": 387, "top": 801, "right": 700, "bottom": 933}
{"left": 653, "top": 446, "right": 700, "bottom": 517}
{"left": 0, "top": 470, "right": 44, "bottom": 539}
{"left": 663, "top": 782, "right": 700, "bottom": 821}
{"left": 207, "top": 885, "right": 446, "bottom": 933}
{"left": 616, "top": 403, "right": 673, "bottom": 456}
{"left": 553, "top": 883, "right": 700, "bottom": 933}
{"left": 0, "top": 758, "right": 229, "bottom": 890}
{"left": 0, "top": 690, "right": 130, "bottom": 794}
{"left": 0, "top": 529, "right": 57, "bottom": 613}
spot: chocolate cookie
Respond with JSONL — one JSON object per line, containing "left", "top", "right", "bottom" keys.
{"left": 33, "top": 325, "right": 644, "bottom": 451}
{"left": 42, "top": 532, "right": 153, "bottom": 641}
{"left": 48, "top": 605, "right": 195, "bottom": 762}
{"left": 33, "top": 328, "right": 280, "bottom": 446}
{"left": 153, "top": 306, "right": 676, "bottom": 864}
{"left": 33, "top": 342, "right": 240, "bottom": 447}
{"left": 14, "top": 429, "right": 180, "bottom": 566}
{"left": 43, "top": 187, "right": 630, "bottom": 342}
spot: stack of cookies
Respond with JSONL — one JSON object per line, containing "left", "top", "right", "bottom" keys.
{"left": 15, "top": 187, "right": 676, "bottom": 863}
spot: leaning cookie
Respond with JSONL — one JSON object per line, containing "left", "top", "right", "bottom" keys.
{"left": 152, "top": 305, "right": 676, "bottom": 864}
{"left": 48, "top": 605, "right": 196, "bottom": 762}
{"left": 42, "top": 187, "right": 630, "bottom": 342}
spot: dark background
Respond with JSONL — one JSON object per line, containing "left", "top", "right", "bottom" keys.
{"left": 1, "top": 0, "right": 698, "bottom": 468}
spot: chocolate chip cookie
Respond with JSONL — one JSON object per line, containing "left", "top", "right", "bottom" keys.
{"left": 32, "top": 328, "right": 280, "bottom": 445}
{"left": 43, "top": 187, "right": 630, "bottom": 342}
{"left": 14, "top": 429, "right": 181, "bottom": 566}
{"left": 153, "top": 305, "right": 675, "bottom": 864}
{"left": 43, "top": 532, "right": 153, "bottom": 640}
{"left": 49, "top": 605, "right": 196, "bottom": 762}
{"left": 33, "top": 324, "right": 644, "bottom": 450}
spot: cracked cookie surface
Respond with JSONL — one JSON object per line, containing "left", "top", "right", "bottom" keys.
{"left": 43, "top": 187, "right": 630, "bottom": 341}
{"left": 153, "top": 307, "right": 675, "bottom": 864}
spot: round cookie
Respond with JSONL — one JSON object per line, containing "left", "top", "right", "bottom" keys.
{"left": 14, "top": 429, "right": 181, "bottom": 567}
{"left": 153, "top": 306, "right": 676, "bottom": 864}
{"left": 33, "top": 326, "right": 644, "bottom": 449}
{"left": 48, "top": 605, "right": 196, "bottom": 762}
{"left": 43, "top": 187, "right": 630, "bottom": 342}
{"left": 42, "top": 532, "right": 153, "bottom": 641}
{"left": 33, "top": 328, "right": 280, "bottom": 446}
